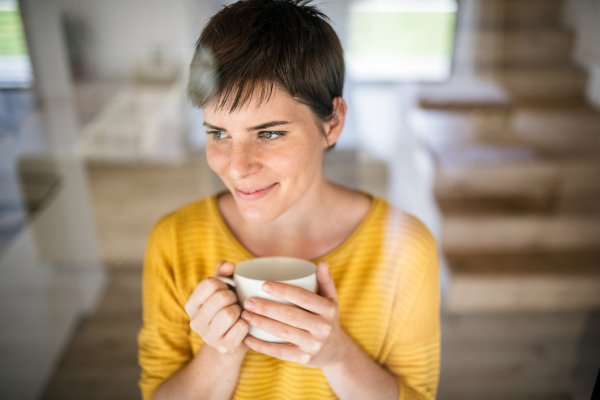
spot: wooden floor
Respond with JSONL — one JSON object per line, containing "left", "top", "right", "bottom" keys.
{"left": 41, "top": 266, "right": 143, "bottom": 400}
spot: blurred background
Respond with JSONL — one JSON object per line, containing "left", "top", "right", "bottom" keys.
{"left": 0, "top": 0, "right": 599, "bottom": 398}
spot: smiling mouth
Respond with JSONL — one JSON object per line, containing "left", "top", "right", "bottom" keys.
{"left": 240, "top": 188, "right": 264, "bottom": 194}
{"left": 234, "top": 183, "right": 278, "bottom": 200}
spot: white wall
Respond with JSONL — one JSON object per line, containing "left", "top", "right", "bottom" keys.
{"left": 55, "top": 0, "right": 192, "bottom": 80}
{"left": 317, "top": 0, "right": 359, "bottom": 150}
{"left": 182, "top": 0, "right": 220, "bottom": 149}
{"left": 20, "top": 0, "right": 72, "bottom": 100}
{"left": 562, "top": 0, "right": 600, "bottom": 109}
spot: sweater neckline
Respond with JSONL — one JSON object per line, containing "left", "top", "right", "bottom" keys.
{"left": 209, "top": 190, "right": 382, "bottom": 263}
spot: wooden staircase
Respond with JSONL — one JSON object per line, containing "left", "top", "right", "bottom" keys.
{"left": 416, "top": 0, "right": 600, "bottom": 313}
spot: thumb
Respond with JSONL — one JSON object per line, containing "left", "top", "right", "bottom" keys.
{"left": 317, "top": 261, "right": 338, "bottom": 302}
{"left": 214, "top": 260, "right": 236, "bottom": 277}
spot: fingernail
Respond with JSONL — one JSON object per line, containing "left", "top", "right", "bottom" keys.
{"left": 244, "top": 299, "right": 255, "bottom": 310}
{"left": 217, "top": 346, "right": 228, "bottom": 354}
{"left": 262, "top": 282, "right": 273, "bottom": 293}
{"left": 244, "top": 336, "right": 254, "bottom": 346}
{"left": 301, "top": 353, "right": 311, "bottom": 364}
{"left": 241, "top": 311, "right": 252, "bottom": 321}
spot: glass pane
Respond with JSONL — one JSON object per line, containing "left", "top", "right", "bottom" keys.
{"left": 347, "top": 0, "right": 457, "bottom": 81}
{"left": 0, "top": 0, "right": 33, "bottom": 88}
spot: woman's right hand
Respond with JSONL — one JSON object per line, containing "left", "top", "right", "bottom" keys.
{"left": 184, "top": 261, "right": 249, "bottom": 355}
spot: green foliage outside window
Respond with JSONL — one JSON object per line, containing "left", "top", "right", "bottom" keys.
{"left": 347, "top": 11, "right": 456, "bottom": 58}
{"left": 0, "top": 8, "right": 28, "bottom": 56}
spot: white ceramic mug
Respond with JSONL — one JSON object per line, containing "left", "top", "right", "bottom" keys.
{"left": 215, "top": 257, "right": 317, "bottom": 343}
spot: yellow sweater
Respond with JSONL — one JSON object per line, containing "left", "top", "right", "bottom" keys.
{"left": 138, "top": 193, "right": 440, "bottom": 400}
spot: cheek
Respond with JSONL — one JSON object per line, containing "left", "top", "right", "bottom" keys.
{"left": 270, "top": 140, "right": 321, "bottom": 179}
{"left": 206, "top": 144, "right": 228, "bottom": 174}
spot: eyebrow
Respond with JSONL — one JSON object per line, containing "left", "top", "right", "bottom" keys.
{"left": 203, "top": 120, "right": 291, "bottom": 132}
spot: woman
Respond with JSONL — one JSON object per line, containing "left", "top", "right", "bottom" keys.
{"left": 138, "top": 1, "right": 440, "bottom": 399}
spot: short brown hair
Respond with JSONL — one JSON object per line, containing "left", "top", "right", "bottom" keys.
{"left": 187, "top": 0, "right": 344, "bottom": 122}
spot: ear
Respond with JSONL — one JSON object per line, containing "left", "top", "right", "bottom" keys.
{"left": 322, "top": 97, "right": 347, "bottom": 148}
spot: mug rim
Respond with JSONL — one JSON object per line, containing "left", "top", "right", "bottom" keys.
{"left": 235, "top": 256, "right": 316, "bottom": 282}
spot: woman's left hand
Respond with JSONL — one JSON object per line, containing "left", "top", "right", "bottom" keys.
{"left": 241, "top": 261, "right": 349, "bottom": 368}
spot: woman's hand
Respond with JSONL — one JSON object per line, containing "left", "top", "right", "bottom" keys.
{"left": 184, "top": 261, "right": 249, "bottom": 356}
{"left": 240, "top": 261, "right": 350, "bottom": 368}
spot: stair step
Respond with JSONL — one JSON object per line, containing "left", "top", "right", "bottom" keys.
{"left": 437, "top": 196, "right": 558, "bottom": 216}
{"left": 444, "top": 251, "right": 600, "bottom": 312}
{"left": 472, "top": 29, "right": 573, "bottom": 68}
{"left": 513, "top": 106, "right": 600, "bottom": 134}
{"left": 474, "top": 0, "right": 562, "bottom": 29}
{"left": 432, "top": 143, "right": 539, "bottom": 165}
{"left": 438, "top": 191, "right": 600, "bottom": 217}
{"left": 511, "top": 107, "right": 600, "bottom": 150}
{"left": 436, "top": 159, "right": 600, "bottom": 198}
{"left": 442, "top": 215, "right": 600, "bottom": 252}
{"left": 412, "top": 108, "right": 515, "bottom": 153}
{"left": 417, "top": 79, "right": 512, "bottom": 111}
{"left": 414, "top": 106, "right": 600, "bottom": 155}
{"left": 448, "top": 251, "right": 600, "bottom": 276}
{"left": 481, "top": 67, "right": 588, "bottom": 104}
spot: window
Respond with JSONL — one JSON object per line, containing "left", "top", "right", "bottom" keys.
{"left": 346, "top": 0, "right": 457, "bottom": 82}
{"left": 0, "top": 0, "right": 33, "bottom": 88}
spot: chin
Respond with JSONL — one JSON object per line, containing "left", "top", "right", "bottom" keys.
{"left": 236, "top": 202, "right": 281, "bottom": 223}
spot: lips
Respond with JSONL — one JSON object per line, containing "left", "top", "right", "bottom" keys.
{"left": 234, "top": 183, "right": 278, "bottom": 200}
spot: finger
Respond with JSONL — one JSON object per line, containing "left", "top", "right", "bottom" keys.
{"left": 184, "top": 277, "right": 229, "bottom": 318}
{"left": 219, "top": 318, "right": 249, "bottom": 353}
{"left": 241, "top": 310, "right": 318, "bottom": 352}
{"left": 261, "top": 281, "right": 331, "bottom": 315}
{"left": 194, "top": 289, "right": 238, "bottom": 328}
{"left": 214, "top": 260, "right": 236, "bottom": 277}
{"left": 244, "top": 298, "right": 328, "bottom": 336}
{"left": 210, "top": 303, "right": 242, "bottom": 335}
{"left": 244, "top": 336, "right": 313, "bottom": 365}
{"left": 316, "top": 261, "right": 338, "bottom": 302}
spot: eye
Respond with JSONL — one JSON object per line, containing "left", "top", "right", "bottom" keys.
{"left": 207, "top": 130, "right": 229, "bottom": 140}
{"left": 260, "top": 131, "right": 285, "bottom": 140}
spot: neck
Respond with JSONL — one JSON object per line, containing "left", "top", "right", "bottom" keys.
{"left": 246, "top": 172, "right": 338, "bottom": 237}
{"left": 218, "top": 171, "right": 371, "bottom": 259}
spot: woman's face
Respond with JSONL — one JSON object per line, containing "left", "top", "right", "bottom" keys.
{"left": 203, "top": 86, "right": 331, "bottom": 223}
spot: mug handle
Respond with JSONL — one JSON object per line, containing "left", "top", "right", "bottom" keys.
{"left": 214, "top": 276, "right": 235, "bottom": 287}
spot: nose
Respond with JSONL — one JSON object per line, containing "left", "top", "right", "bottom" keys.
{"left": 227, "top": 140, "right": 261, "bottom": 180}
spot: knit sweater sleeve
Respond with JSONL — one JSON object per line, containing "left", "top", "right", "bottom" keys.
{"left": 138, "top": 215, "right": 194, "bottom": 400}
{"left": 385, "top": 232, "right": 441, "bottom": 400}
